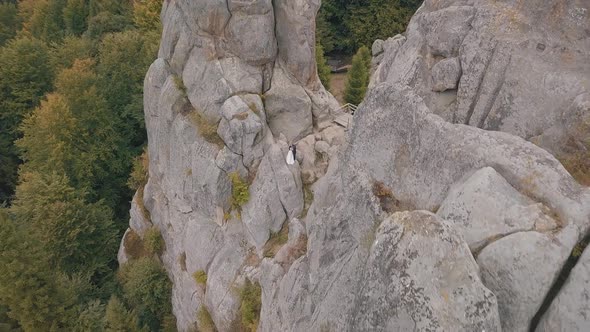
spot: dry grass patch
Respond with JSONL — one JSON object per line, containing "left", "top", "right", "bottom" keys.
{"left": 193, "top": 270, "right": 207, "bottom": 286}
{"left": 263, "top": 223, "right": 289, "bottom": 258}
{"left": 196, "top": 306, "right": 217, "bottom": 332}
{"left": 123, "top": 229, "right": 147, "bottom": 260}
{"left": 188, "top": 111, "right": 224, "bottom": 148}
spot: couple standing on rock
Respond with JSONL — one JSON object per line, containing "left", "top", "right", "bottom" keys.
{"left": 286, "top": 144, "right": 297, "bottom": 165}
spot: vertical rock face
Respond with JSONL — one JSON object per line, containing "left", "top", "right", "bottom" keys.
{"left": 121, "top": 0, "right": 590, "bottom": 331}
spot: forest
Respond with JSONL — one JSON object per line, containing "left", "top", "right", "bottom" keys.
{"left": 0, "top": 0, "right": 420, "bottom": 330}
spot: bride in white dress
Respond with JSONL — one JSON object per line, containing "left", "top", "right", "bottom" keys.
{"left": 286, "top": 145, "right": 295, "bottom": 165}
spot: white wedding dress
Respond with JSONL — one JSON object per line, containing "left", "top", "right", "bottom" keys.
{"left": 286, "top": 150, "right": 295, "bottom": 165}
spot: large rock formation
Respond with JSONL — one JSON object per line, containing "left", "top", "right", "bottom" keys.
{"left": 120, "top": 0, "right": 590, "bottom": 331}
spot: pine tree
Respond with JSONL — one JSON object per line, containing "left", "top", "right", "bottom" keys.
{"left": 344, "top": 46, "right": 371, "bottom": 105}
{"left": 316, "top": 43, "right": 332, "bottom": 90}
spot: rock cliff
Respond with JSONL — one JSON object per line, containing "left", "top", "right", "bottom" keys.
{"left": 119, "top": 0, "right": 590, "bottom": 331}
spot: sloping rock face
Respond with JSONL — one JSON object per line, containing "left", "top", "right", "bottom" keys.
{"left": 371, "top": 0, "right": 590, "bottom": 157}
{"left": 120, "top": 0, "right": 590, "bottom": 331}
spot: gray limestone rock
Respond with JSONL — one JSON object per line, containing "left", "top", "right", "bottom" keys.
{"left": 437, "top": 167, "right": 558, "bottom": 252}
{"left": 477, "top": 231, "right": 573, "bottom": 332}
{"left": 129, "top": 190, "right": 153, "bottom": 237}
{"left": 538, "top": 245, "right": 590, "bottom": 332}
{"left": 217, "top": 96, "right": 265, "bottom": 168}
{"left": 371, "top": 0, "right": 590, "bottom": 156}
{"left": 372, "top": 39, "right": 384, "bottom": 56}
{"left": 431, "top": 57, "right": 462, "bottom": 92}
{"left": 353, "top": 211, "right": 501, "bottom": 331}
{"left": 264, "top": 66, "right": 313, "bottom": 142}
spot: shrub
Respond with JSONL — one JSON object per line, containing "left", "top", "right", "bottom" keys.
{"left": 144, "top": 226, "right": 164, "bottom": 256}
{"left": 197, "top": 306, "right": 217, "bottom": 332}
{"left": 128, "top": 149, "right": 149, "bottom": 191}
{"left": 188, "top": 111, "right": 224, "bottom": 148}
{"left": 118, "top": 257, "right": 173, "bottom": 330}
{"left": 239, "top": 279, "right": 262, "bottom": 332}
{"left": 230, "top": 172, "right": 250, "bottom": 211}
{"left": 193, "top": 270, "right": 207, "bottom": 285}
{"left": 161, "top": 314, "right": 178, "bottom": 332}
{"left": 263, "top": 223, "right": 289, "bottom": 258}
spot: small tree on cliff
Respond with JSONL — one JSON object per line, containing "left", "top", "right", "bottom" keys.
{"left": 344, "top": 45, "right": 371, "bottom": 105}
{"left": 316, "top": 43, "right": 332, "bottom": 90}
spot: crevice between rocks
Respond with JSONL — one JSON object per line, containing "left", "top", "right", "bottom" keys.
{"left": 529, "top": 230, "right": 590, "bottom": 331}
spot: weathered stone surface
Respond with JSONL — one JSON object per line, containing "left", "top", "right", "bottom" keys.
{"left": 431, "top": 57, "right": 461, "bottom": 92}
{"left": 372, "top": 39, "right": 384, "bottom": 56}
{"left": 129, "top": 190, "right": 153, "bottom": 237}
{"left": 372, "top": 0, "right": 590, "bottom": 155}
{"left": 273, "top": 0, "right": 320, "bottom": 87}
{"left": 314, "top": 140, "right": 330, "bottom": 155}
{"left": 477, "top": 231, "right": 573, "bottom": 332}
{"left": 117, "top": 228, "right": 131, "bottom": 265}
{"left": 353, "top": 211, "right": 501, "bottom": 331}
{"left": 217, "top": 96, "right": 265, "bottom": 168}
{"left": 241, "top": 149, "right": 287, "bottom": 249}
{"left": 346, "top": 84, "right": 590, "bottom": 230}
{"left": 225, "top": 0, "right": 276, "bottom": 65}
{"left": 538, "top": 245, "right": 590, "bottom": 332}
{"left": 264, "top": 66, "right": 313, "bottom": 142}
{"left": 320, "top": 125, "right": 345, "bottom": 146}
{"left": 437, "top": 167, "right": 558, "bottom": 252}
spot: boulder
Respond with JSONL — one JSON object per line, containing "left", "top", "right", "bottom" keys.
{"left": 437, "top": 167, "right": 558, "bottom": 252}
{"left": 431, "top": 57, "right": 462, "bottom": 92}
{"left": 477, "top": 231, "right": 572, "bottom": 332}
{"left": 353, "top": 211, "right": 501, "bottom": 331}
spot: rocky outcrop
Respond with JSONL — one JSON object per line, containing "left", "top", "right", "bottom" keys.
{"left": 120, "top": 0, "right": 590, "bottom": 331}
{"left": 371, "top": 0, "right": 590, "bottom": 152}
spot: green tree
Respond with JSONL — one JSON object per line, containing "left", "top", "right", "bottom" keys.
{"left": 0, "top": 2, "right": 20, "bottom": 46}
{"left": 17, "top": 60, "right": 127, "bottom": 213}
{"left": 344, "top": 46, "right": 371, "bottom": 105}
{"left": 23, "top": 0, "right": 68, "bottom": 42}
{"left": 97, "top": 29, "right": 159, "bottom": 149}
{"left": 10, "top": 171, "right": 118, "bottom": 278}
{"left": 63, "top": 0, "right": 90, "bottom": 36}
{"left": 105, "top": 296, "right": 145, "bottom": 332}
{"left": 0, "top": 210, "right": 91, "bottom": 330}
{"left": 86, "top": 0, "right": 133, "bottom": 38}
{"left": 118, "top": 257, "right": 173, "bottom": 330}
{"left": 317, "top": 0, "right": 421, "bottom": 54}
{"left": 0, "top": 36, "right": 53, "bottom": 203}
{"left": 50, "top": 35, "right": 97, "bottom": 71}
{"left": 316, "top": 43, "right": 331, "bottom": 90}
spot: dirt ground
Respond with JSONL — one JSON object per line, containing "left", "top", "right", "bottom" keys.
{"left": 329, "top": 72, "right": 347, "bottom": 104}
